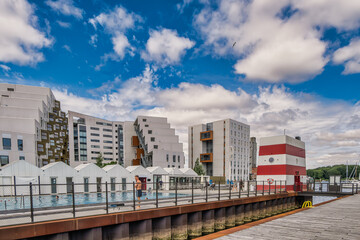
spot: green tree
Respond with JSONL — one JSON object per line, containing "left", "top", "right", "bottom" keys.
{"left": 103, "top": 161, "right": 118, "bottom": 167}
{"left": 193, "top": 158, "right": 205, "bottom": 175}
{"left": 96, "top": 152, "right": 104, "bottom": 168}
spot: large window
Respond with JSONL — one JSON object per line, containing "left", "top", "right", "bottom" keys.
{"left": 84, "top": 178, "right": 89, "bottom": 192}
{"left": 2, "top": 138, "right": 11, "bottom": 150}
{"left": 51, "top": 177, "right": 57, "bottom": 194}
{"left": 151, "top": 137, "right": 155, "bottom": 142}
{"left": 17, "top": 139, "right": 23, "bottom": 151}
{"left": 0, "top": 155, "right": 9, "bottom": 166}
{"left": 110, "top": 178, "right": 116, "bottom": 191}
{"left": 173, "top": 155, "right": 176, "bottom": 162}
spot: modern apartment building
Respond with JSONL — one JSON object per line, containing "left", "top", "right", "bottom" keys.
{"left": 129, "top": 116, "right": 185, "bottom": 169}
{"left": 68, "top": 113, "right": 185, "bottom": 169}
{"left": 0, "top": 83, "right": 68, "bottom": 167}
{"left": 188, "top": 119, "right": 250, "bottom": 181}
{"left": 68, "top": 111, "right": 124, "bottom": 167}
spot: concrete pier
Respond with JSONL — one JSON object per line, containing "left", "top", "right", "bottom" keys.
{"left": 214, "top": 208, "right": 226, "bottom": 231}
{"left": 202, "top": 210, "right": 215, "bottom": 235}
{"left": 225, "top": 206, "right": 235, "bottom": 228}
{"left": 187, "top": 212, "right": 202, "bottom": 239}
{"left": 70, "top": 227, "right": 102, "bottom": 240}
{"left": 235, "top": 205, "right": 244, "bottom": 225}
{"left": 152, "top": 217, "right": 171, "bottom": 240}
{"left": 251, "top": 202, "right": 259, "bottom": 221}
{"left": 103, "top": 223, "right": 129, "bottom": 240}
{"left": 243, "top": 204, "right": 252, "bottom": 223}
{"left": 129, "top": 220, "right": 152, "bottom": 240}
{"left": 171, "top": 214, "right": 188, "bottom": 240}
{"left": 259, "top": 201, "right": 266, "bottom": 219}
{"left": 272, "top": 199, "right": 278, "bottom": 215}
{"left": 265, "top": 200, "right": 272, "bottom": 217}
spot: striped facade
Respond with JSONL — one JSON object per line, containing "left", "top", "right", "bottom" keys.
{"left": 257, "top": 135, "right": 306, "bottom": 191}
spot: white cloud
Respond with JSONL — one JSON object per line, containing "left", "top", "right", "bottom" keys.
{"left": 46, "top": 0, "right": 83, "bottom": 19}
{"left": 57, "top": 20, "right": 71, "bottom": 28}
{"left": 333, "top": 39, "right": 360, "bottom": 74}
{"left": 53, "top": 67, "right": 360, "bottom": 169}
{"left": 0, "top": 0, "right": 52, "bottom": 65}
{"left": 89, "top": 34, "right": 97, "bottom": 47}
{"left": 142, "top": 29, "right": 195, "bottom": 66}
{"left": 89, "top": 6, "right": 141, "bottom": 61}
{"left": 194, "top": 0, "right": 360, "bottom": 83}
{"left": 0, "top": 64, "right": 11, "bottom": 72}
{"left": 63, "top": 44, "right": 71, "bottom": 52}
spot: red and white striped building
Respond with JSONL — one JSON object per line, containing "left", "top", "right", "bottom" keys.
{"left": 257, "top": 135, "right": 306, "bottom": 191}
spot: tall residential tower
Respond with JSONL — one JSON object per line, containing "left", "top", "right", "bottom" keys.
{"left": 188, "top": 119, "right": 250, "bottom": 181}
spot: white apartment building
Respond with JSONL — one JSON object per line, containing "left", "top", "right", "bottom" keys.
{"left": 129, "top": 116, "right": 185, "bottom": 169}
{"left": 68, "top": 111, "right": 124, "bottom": 167}
{"left": 188, "top": 119, "right": 250, "bottom": 181}
{"left": 0, "top": 83, "right": 68, "bottom": 167}
{"left": 68, "top": 112, "right": 185, "bottom": 169}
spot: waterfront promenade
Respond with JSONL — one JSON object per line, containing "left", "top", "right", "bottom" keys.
{"left": 214, "top": 194, "right": 360, "bottom": 240}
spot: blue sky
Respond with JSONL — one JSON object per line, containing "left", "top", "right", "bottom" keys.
{"left": 1, "top": 0, "right": 360, "bottom": 168}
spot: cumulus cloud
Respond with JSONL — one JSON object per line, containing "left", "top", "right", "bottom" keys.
{"left": 89, "top": 6, "right": 141, "bottom": 61}
{"left": 194, "top": 0, "right": 360, "bottom": 83}
{"left": 46, "top": 0, "right": 83, "bottom": 19}
{"left": 142, "top": 29, "right": 195, "bottom": 66}
{"left": 53, "top": 67, "right": 360, "bottom": 168}
{"left": 333, "top": 39, "right": 360, "bottom": 74}
{"left": 0, "top": 0, "right": 52, "bottom": 65}
{"left": 57, "top": 20, "right": 71, "bottom": 28}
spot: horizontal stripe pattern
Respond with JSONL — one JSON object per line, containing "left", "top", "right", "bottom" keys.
{"left": 259, "top": 144, "right": 305, "bottom": 158}
{"left": 258, "top": 154, "right": 305, "bottom": 167}
{"left": 257, "top": 164, "right": 306, "bottom": 175}
{"left": 257, "top": 174, "right": 307, "bottom": 185}
{"left": 260, "top": 135, "right": 305, "bottom": 148}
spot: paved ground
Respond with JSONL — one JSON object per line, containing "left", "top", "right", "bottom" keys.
{"left": 217, "top": 194, "right": 360, "bottom": 240}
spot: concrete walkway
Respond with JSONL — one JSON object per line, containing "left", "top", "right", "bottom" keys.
{"left": 217, "top": 194, "right": 360, "bottom": 240}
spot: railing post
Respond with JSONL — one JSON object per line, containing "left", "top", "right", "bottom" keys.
{"left": 336, "top": 182, "right": 338, "bottom": 194}
{"left": 356, "top": 184, "right": 359, "bottom": 194}
{"left": 280, "top": 181, "right": 282, "bottom": 193}
{"left": 352, "top": 183, "right": 354, "bottom": 195}
{"left": 274, "top": 180, "right": 277, "bottom": 194}
{"left": 239, "top": 181, "right": 241, "bottom": 198}
{"left": 205, "top": 180, "right": 208, "bottom": 202}
{"left": 285, "top": 180, "right": 287, "bottom": 192}
{"left": 132, "top": 182, "right": 136, "bottom": 211}
{"left": 218, "top": 180, "right": 221, "bottom": 201}
{"left": 191, "top": 178, "right": 194, "bottom": 204}
{"left": 14, "top": 176, "right": 17, "bottom": 197}
{"left": 247, "top": 181, "right": 250, "bottom": 197}
{"left": 38, "top": 176, "right": 41, "bottom": 195}
{"left": 268, "top": 181, "right": 271, "bottom": 195}
{"left": 105, "top": 182, "right": 109, "bottom": 214}
{"left": 29, "top": 182, "right": 34, "bottom": 223}
{"left": 175, "top": 178, "right": 178, "bottom": 206}
{"left": 156, "top": 179, "right": 159, "bottom": 208}
{"left": 229, "top": 181, "right": 232, "bottom": 199}
{"left": 72, "top": 182, "right": 75, "bottom": 218}
{"left": 263, "top": 181, "right": 265, "bottom": 195}
{"left": 255, "top": 181, "right": 257, "bottom": 196}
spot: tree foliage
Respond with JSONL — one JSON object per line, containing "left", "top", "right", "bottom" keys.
{"left": 307, "top": 164, "right": 358, "bottom": 180}
{"left": 95, "top": 152, "right": 104, "bottom": 168}
{"left": 193, "top": 158, "right": 205, "bottom": 175}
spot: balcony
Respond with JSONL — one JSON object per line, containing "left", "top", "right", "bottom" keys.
{"left": 131, "top": 136, "right": 139, "bottom": 147}
{"left": 200, "top": 153, "right": 213, "bottom": 163}
{"left": 200, "top": 131, "right": 213, "bottom": 141}
{"left": 132, "top": 159, "right": 141, "bottom": 166}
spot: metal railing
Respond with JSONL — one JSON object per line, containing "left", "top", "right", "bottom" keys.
{"left": 304, "top": 182, "right": 359, "bottom": 194}
{"left": 0, "top": 180, "right": 288, "bottom": 227}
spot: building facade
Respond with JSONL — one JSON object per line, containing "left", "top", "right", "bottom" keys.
{"left": 257, "top": 135, "right": 306, "bottom": 190}
{"left": 128, "top": 116, "right": 185, "bottom": 169}
{"left": 68, "top": 111, "right": 124, "bottom": 167}
{"left": 0, "top": 83, "right": 68, "bottom": 167}
{"left": 188, "top": 119, "right": 250, "bottom": 181}
{"left": 249, "top": 137, "right": 257, "bottom": 179}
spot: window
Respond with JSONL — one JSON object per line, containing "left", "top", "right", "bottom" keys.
{"left": 154, "top": 145, "right": 158, "bottom": 149}
{"left": 103, "top": 129, "right": 112, "bottom": 132}
{"left": 90, "top": 127, "right": 99, "bottom": 131}
{"left": 168, "top": 165, "right": 170, "bottom": 168}
{"left": 80, "top": 156, "right": 87, "bottom": 161}
{"left": 104, "top": 146, "right": 113, "bottom": 149}
{"left": 2, "top": 138, "right": 11, "bottom": 150}
{"left": 103, "top": 134, "right": 112, "bottom": 138}
{"left": 7, "top": 88, "right": 14, "bottom": 91}
{"left": 17, "top": 139, "right": 23, "bottom": 151}
{"left": 145, "top": 124, "right": 149, "bottom": 127}
{"left": 104, "top": 152, "right": 112, "bottom": 155}
{"left": 91, "top": 151, "right": 100, "bottom": 154}
{"left": 0, "top": 155, "right": 9, "bottom": 166}
{"left": 91, "top": 139, "right": 100, "bottom": 142}
{"left": 178, "top": 156, "right": 180, "bottom": 162}
{"left": 150, "top": 137, "right": 155, "bottom": 142}
{"left": 148, "top": 130, "right": 152, "bottom": 134}
{"left": 104, "top": 158, "right": 113, "bottom": 161}
{"left": 96, "top": 121, "right": 104, "bottom": 125}
{"left": 104, "top": 140, "right": 113, "bottom": 143}
{"left": 51, "top": 178, "right": 57, "bottom": 194}
{"left": 166, "top": 154, "right": 169, "bottom": 162}
{"left": 173, "top": 155, "right": 176, "bottom": 162}
{"left": 90, "top": 133, "right": 99, "bottom": 136}
{"left": 111, "top": 178, "right": 116, "bottom": 191}
{"left": 19, "top": 156, "right": 25, "bottom": 160}
{"left": 142, "top": 118, "right": 147, "bottom": 122}
{"left": 84, "top": 178, "right": 89, "bottom": 192}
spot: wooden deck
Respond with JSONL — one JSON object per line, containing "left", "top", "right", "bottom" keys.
{"left": 217, "top": 194, "right": 360, "bottom": 240}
